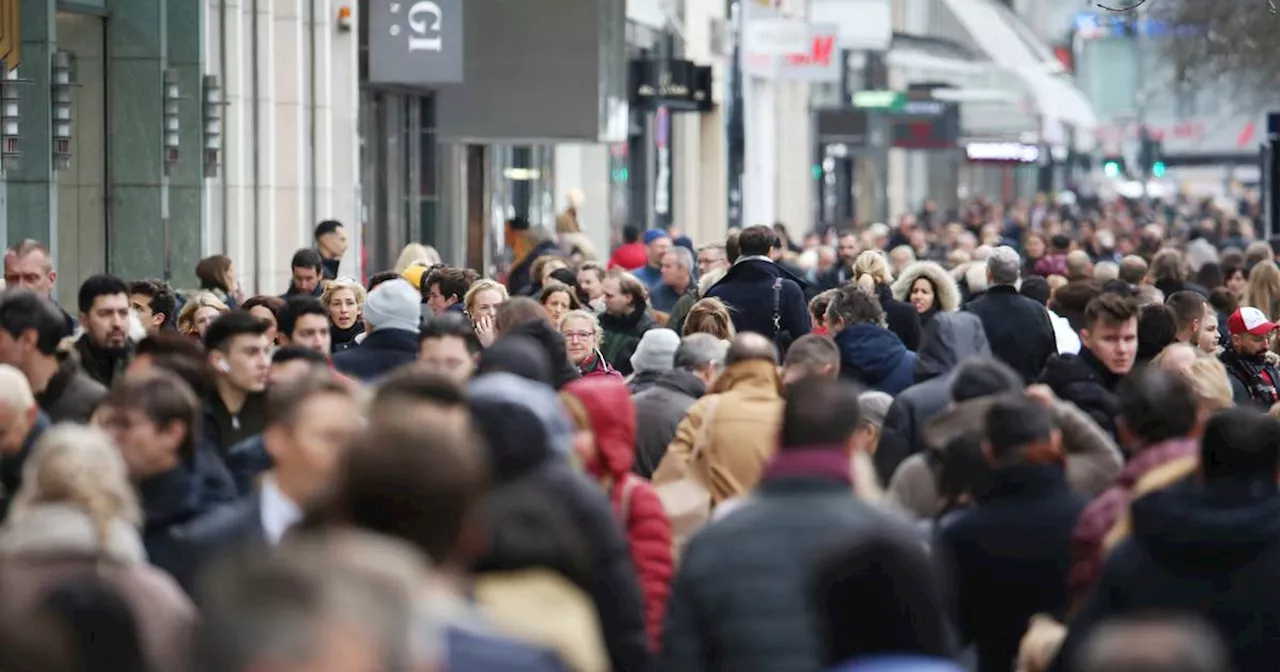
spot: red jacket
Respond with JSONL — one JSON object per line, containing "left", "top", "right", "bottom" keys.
{"left": 608, "top": 243, "right": 648, "bottom": 271}
{"left": 564, "top": 377, "right": 673, "bottom": 650}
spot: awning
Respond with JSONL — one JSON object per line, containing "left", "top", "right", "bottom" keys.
{"left": 938, "top": 0, "right": 1097, "bottom": 142}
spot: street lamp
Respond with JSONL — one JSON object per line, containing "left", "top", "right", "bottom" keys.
{"left": 51, "top": 51, "right": 74, "bottom": 171}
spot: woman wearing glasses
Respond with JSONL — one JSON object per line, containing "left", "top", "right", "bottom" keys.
{"left": 559, "top": 309, "right": 621, "bottom": 379}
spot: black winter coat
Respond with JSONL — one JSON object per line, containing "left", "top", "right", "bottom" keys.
{"left": 705, "top": 258, "right": 811, "bottom": 353}
{"left": 1038, "top": 348, "right": 1121, "bottom": 440}
{"left": 963, "top": 285, "right": 1057, "bottom": 383}
{"left": 332, "top": 328, "right": 420, "bottom": 382}
{"left": 631, "top": 368, "right": 705, "bottom": 479}
{"left": 875, "top": 283, "right": 923, "bottom": 352}
{"left": 1051, "top": 477, "right": 1280, "bottom": 672}
{"left": 936, "top": 466, "right": 1084, "bottom": 672}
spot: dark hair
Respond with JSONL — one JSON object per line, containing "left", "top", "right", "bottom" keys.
{"left": 984, "top": 394, "right": 1055, "bottom": 465}
{"left": 621, "top": 225, "right": 641, "bottom": 244}
{"left": 779, "top": 377, "right": 862, "bottom": 448}
{"left": 1200, "top": 407, "right": 1280, "bottom": 482}
{"left": 103, "top": 369, "right": 199, "bottom": 461}
{"left": 506, "top": 217, "right": 531, "bottom": 232}
{"left": 271, "top": 345, "right": 329, "bottom": 367}
{"left": 478, "top": 335, "right": 554, "bottom": 387}
{"left": 1195, "top": 262, "right": 1224, "bottom": 291}
{"left": 420, "top": 313, "right": 482, "bottom": 355}
{"left": 1100, "top": 279, "right": 1135, "bottom": 297}
{"left": 240, "top": 295, "right": 286, "bottom": 321}
{"left": 0, "top": 290, "right": 67, "bottom": 356}
{"left": 366, "top": 271, "right": 401, "bottom": 292}
{"left": 1166, "top": 291, "right": 1207, "bottom": 333}
{"left": 1019, "top": 276, "right": 1051, "bottom": 306}
{"left": 495, "top": 297, "right": 548, "bottom": 336}
{"left": 147, "top": 353, "right": 215, "bottom": 399}
{"left": 129, "top": 279, "right": 177, "bottom": 329}
{"left": 936, "top": 431, "right": 990, "bottom": 517}
{"left": 810, "top": 529, "right": 952, "bottom": 665}
{"left": 374, "top": 368, "right": 468, "bottom": 408}
{"left": 265, "top": 369, "right": 353, "bottom": 428}
{"left": 313, "top": 219, "right": 343, "bottom": 239}
{"left": 1051, "top": 280, "right": 1104, "bottom": 333}
{"left": 1117, "top": 365, "right": 1199, "bottom": 445}
{"left": 279, "top": 296, "right": 328, "bottom": 340}
{"left": 472, "top": 478, "right": 593, "bottom": 592}
{"left": 38, "top": 578, "right": 149, "bottom": 672}
{"left": 332, "top": 417, "right": 489, "bottom": 563}
{"left": 204, "top": 309, "right": 271, "bottom": 353}
{"left": 425, "top": 267, "right": 478, "bottom": 304}
{"left": 1085, "top": 293, "right": 1139, "bottom": 330}
{"left": 1136, "top": 304, "right": 1177, "bottom": 362}
{"left": 738, "top": 225, "right": 778, "bottom": 258}
{"left": 538, "top": 283, "right": 581, "bottom": 313}
{"left": 76, "top": 274, "right": 128, "bottom": 315}
{"left": 950, "top": 358, "right": 1022, "bottom": 403}
{"left": 136, "top": 331, "right": 207, "bottom": 360}
{"left": 1208, "top": 286, "right": 1239, "bottom": 316}
{"left": 195, "top": 255, "right": 233, "bottom": 292}
{"left": 1050, "top": 234, "right": 1071, "bottom": 251}
{"left": 726, "top": 232, "right": 741, "bottom": 263}
{"left": 290, "top": 248, "right": 323, "bottom": 273}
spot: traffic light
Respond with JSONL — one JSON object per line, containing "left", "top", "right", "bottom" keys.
{"left": 1139, "top": 134, "right": 1164, "bottom": 178}
{"left": 1103, "top": 159, "right": 1122, "bottom": 178}
{"left": 1152, "top": 161, "right": 1166, "bottom": 178}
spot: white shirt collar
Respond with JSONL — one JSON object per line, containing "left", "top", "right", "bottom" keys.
{"left": 259, "top": 474, "right": 302, "bottom": 546}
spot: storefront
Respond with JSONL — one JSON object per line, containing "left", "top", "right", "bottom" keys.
{"left": 961, "top": 141, "right": 1043, "bottom": 202}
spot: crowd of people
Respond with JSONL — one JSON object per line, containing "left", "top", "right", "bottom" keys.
{"left": 0, "top": 194, "right": 1278, "bottom": 671}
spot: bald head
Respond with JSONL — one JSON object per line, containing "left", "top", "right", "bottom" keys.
{"left": 0, "top": 364, "right": 34, "bottom": 412}
{"left": 0, "top": 364, "right": 37, "bottom": 457}
{"left": 1066, "top": 250, "right": 1093, "bottom": 281}
{"left": 725, "top": 332, "right": 779, "bottom": 367}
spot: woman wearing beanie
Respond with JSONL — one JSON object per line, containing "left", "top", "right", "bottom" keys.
{"left": 331, "top": 278, "right": 421, "bottom": 382}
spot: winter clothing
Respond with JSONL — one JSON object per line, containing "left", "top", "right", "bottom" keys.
{"left": 1067, "top": 437, "right": 1199, "bottom": 605}
{"left": 599, "top": 307, "right": 657, "bottom": 376}
{"left": 882, "top": 313, "right": 990, "bottom": 482}
{"left": 469, "top": 374, "right": 652, "bottom": 672}
{"left": 578, "top": 350, "right": 623, "bottom": 380}
{"left": 632, "top": 368, "right": 706, "bottom": 479}
{"left": 1039, "top": 348, "right": 1122, "bottom": 439}
{"left": 563, "top": 378, "right": 673, "bottom": 650}
{"left": 626, "top": 370, "right": 663, "bottom": 394}
{"left": 661, "top": 447, "right": 914, "bottom": 672}
{"left": 1052, "top": 476, "right": 1280, "bottom": 672}
{"left": 892, "top": 261, "right": 962, "bottom": 315}
{"left": 653, "top": 359, "right": 785, "bottom": 506}
{"left": 508, "top": 239, "right": 562, "bottom": 295}
{"left": 139, "top": 449, "right": 240, "bottom": 581}
{"left": 874, "top": 284, "right": 923, "bottom": 353}
{"left": 608, "top": 243, "right": 648, "bottom": 272}
{"left": 330, "top": 321, "right": 363, "bottom": 352}
{"left": 1221, "top": 345, "right": 1280, "bottom": 408}
{"left": 964, "top": 285, "right": 1058, "bottom": 383}
{"left": 74, "top": 335, "right": 132, "bottom": 388}
{"left": 202, "top": 392, "right": 267, "bottom": 457}
{"left": 224, "top": 434, "right": 271, "bottom": 496}
{"left": 1033, "top": 253, "right": 1068, "bottom": 278}
{"left": 363, "top": 278, "right": 421, "bottom": 333}
{"left": 832, "top": 323, "right": 917, "bottom": 396}
{"left": 705, "top": 257, "right": 811, "bottom": 352}
{"left": 936, "top": 465, "right": 1085, "bottom": 672}
{"left": 503, "top": 319, "right": 582, "bottom": 389}
{"left": 651, "top": 282, "right": 695, "bottom": 314}
{"left": 629, "top": 328, "right": 680, "bottom": 377}
{"left": 0, "top": 411, "right": 49, "bottom": 519}
{"left": 34, "top": 358, "right": 106, "bottom": 424}
{"left": 0, "top": 503, "right": 196, "bottom": 672}
{"left": 667, "top": 289, "right": 700, "bottom": 335}
{"left": 829, "top": 656, "right": 964, "bottom": 672}
{"left": 473, "top": 569, "right": 605, "bottom": 672}
{"left": 332, "top": 327, "right": 419, "bottom": 382}
{"left": 632, "top": 264, "right": 664, "bottom": 291}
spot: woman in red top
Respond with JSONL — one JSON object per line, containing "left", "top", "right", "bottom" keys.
{"left": 561, "top": 377, "right": 673, "bottom": 651}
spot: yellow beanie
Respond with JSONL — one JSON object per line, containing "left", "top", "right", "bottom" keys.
{"left": 401, "top": 264, "right": 428, "bottom": 289}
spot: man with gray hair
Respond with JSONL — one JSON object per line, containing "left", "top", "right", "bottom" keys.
{"left": 0, "top": 364, "right": 50, "bottom": 517}
{"left": 652, "top": 246, "right": 697, "bottom": 313}
{"left": 632, "top": 333, "right": 727, "bottom": 478}
{"left": 964, "top": 246, "right": 1058, "bottom": 383}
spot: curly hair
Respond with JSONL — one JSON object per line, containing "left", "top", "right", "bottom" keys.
{"left": 176, "top": 291, "right": 230, "bottom": 335}
{"left": 826, "top": 284, "right": 886, "bottom": 329}
{"left": 683, "top": 297, "right": 736, "bottom": 340}
{"left": 321, "top": 277, "right": 367, "bottom": 311}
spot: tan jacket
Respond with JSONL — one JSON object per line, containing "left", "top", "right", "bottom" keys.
{"left": 653, "top": 360, "right": 785, "bottom": 505}
{"left": 0, "top": 504, "right": 196, "bottom": 672}
{"left": 475, "top": 568, "right": 608, "bottom": 672}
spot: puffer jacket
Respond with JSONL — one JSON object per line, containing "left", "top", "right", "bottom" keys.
{"left": 833, "top": 324, "right": 917, "bottom": 396}
{"left": 652, "top": 359, "right": 785, "bottom": 506}
{"left": 563, "top": 378, "right": 673, "bottom": 650}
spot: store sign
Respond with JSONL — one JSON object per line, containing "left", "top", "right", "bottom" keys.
{"left": 775, "top": 25, "right": 840, "bottom": 82}
{"left": 886, "top": 98, "right": 960, "bottom": 150}
{"left": 744, "top": 18, "right": 810, "bottom": 55}
{"left": 966, "top": 142, "right": 1041, "bottom": 163}
{"left": 815, "top": 108, "right": 870, "bottom": 146}
{"left": 369, "top": 0, "right": 464, "bottom": 86}
{"left": 852, "top": 90, "right": 904, "bottom": 110}
{"left": 629, "top": 59, "right": 713, "bottom": 113}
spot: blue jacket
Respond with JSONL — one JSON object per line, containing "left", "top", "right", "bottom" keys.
{"left": 332, "top": 328, "right": 420, "bottom": 382}
{"left": 139, "top": 446, "right": 239, "bottom": 580}
{"left": 705, "top": 258, "right": 810, "bottom": 351}
{"left": 632, "top": 264, "right": 664, "bottom": 292}
{"left": 833, "top": 324, "right": 917, "bottom": 396}
{"left": 447, "top": 628, "right": 571, "bottom": 672}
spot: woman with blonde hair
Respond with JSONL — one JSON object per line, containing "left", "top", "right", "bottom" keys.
{"left": 0, "top": 425, "right": 195, "bottom": 672}
{"left": 1243, "top": 260, "right": 1280, "bottom": 321}
{"left": 175, "top": 291, "right": 229, "bottom": 339}
{"left": 682, "top": 297, "right": 736, "bottom": 340}
{"left": 464, "top": 279, "right": 510, "bottom": 347}
{"left": 560, "top": 309, "right": 621, "bottom": 379}
{"left": 322, "top": 277, "right": 367, "bottom": 351}
{"left": 852, "top": 250, "right": 922, "bottom": 350}
{"left": 393, "top": 243, "right": 443, "bottom": 275}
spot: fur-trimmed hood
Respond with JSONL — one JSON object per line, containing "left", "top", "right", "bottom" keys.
{"left": 892, "top": 261, "right": 961, "bottom": 313}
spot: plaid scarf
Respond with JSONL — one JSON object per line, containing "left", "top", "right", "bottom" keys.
{"left": 1222, "top": 347, "right": 1280, "bottom": 407}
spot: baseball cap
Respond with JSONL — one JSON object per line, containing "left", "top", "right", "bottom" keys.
{"left": 642, "top": 229, "right": 670, "bottom": 245}
{"left": 1228, "top": 307, "right": 1279, "bottom": 336}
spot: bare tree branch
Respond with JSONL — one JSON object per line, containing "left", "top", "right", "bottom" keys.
{"left": 1147, "top": 0, "right": 1280, "bottom": 106}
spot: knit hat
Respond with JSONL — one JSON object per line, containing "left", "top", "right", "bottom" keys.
{"left": 401, "top": 264, "right": 428, "bottom": 289}
{"left": 363, "top": 278, "right": 421, "bottom": 333}
{"left": 858, "top": 391, "right": 894, "bottom": 430}
{"left": 630, "top": 329, "right": 681, "bottom": 374}
{"left": 642, "top": 229, "right": 670, "bottom": 245}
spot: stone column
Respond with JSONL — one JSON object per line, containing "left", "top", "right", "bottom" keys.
{"left": 166, "top": 0, "right": 203, "bottom": 287}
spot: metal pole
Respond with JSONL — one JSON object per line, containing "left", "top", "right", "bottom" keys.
{"left": 1133, "top": 8, "right": 1148, "bottom": 202}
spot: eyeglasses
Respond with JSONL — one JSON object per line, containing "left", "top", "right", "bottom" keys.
{"left": 562, "top": 331, "right": 594, "bottom": 342}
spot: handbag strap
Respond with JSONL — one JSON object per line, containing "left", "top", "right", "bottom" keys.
{"left": 771, "top": 277, "right": 783, "bottom": 335}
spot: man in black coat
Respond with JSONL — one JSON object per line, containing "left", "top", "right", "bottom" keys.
{"left": 705, "top": 224, "right": 810, "bottom": 353}
{"left": 936, "top": 394, "right": 1085, "bottom": 672}
{"left": 963, "top": 246, "right": 1057, "bottom": 383}
{"left": 1039, "top": 293, "right": 1136, "bottom": 440}
{"left": 1051, "top": 408, "right": 1280, "bottom": 672}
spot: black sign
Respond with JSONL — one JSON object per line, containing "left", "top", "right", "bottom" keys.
{"left": 814, "top": 108, "right": 870, "bottom": 146}
{"left": 629, "top": 59, "right": 712, "bottom": 113}
{"left": 888, "top": 100, "right": 960, "bottom": 150}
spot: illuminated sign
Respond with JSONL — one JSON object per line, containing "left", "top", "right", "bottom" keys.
{"left": 965, "top": 142, "right": 1041, "bottom": 163}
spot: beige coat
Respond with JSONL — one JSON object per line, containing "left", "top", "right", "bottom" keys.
{"left": 653, "top": 360, "right": 785, "bottom": 505}
{"left": 0, "top": 504, "right": 196, "bottom": 672}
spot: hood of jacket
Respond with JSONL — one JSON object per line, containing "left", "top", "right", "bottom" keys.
{"left": 1131, "top": 476, "right": 1280, "bottom": 570}
{"left": 469, "top": 373, "right": 574, "bottom": 482}
{"left": 708, "top": 359, "right": 783, "bottom": 397}
{"left": 891, "top": 261, "right": 961, "bottom": 313}
{"left": 914, "top": 312, "right": 990, "bottom": 381}
{"left": 563, "top": 377, "right": 636, "bottom": 480}
{"left": 834, "top": 324, "right": 910, "bottom": 384}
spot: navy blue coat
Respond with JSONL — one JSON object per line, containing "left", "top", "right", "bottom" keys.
{"left": 332, "top": 328, "right": 420, "bottom": 382}
{"left": 963, "top": 285, "right": 1057, "bottom": 384}
{"left": 833, "top": 324, "right": 917, "bottom": 396}
{"left": 705, "top": 258, "right": 810, "bottom": 351}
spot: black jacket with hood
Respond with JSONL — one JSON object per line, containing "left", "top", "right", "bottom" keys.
{"left": 881, "top": 313, "right": 990, "bottom": 483}
{"left": 469, "top": 373, "right": 652, "bottom": 672}
{"left": 1052, "top": 476, "right": 1280, "bottom": 672}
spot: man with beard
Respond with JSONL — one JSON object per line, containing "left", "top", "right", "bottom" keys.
{"left": 74, "top": 274, "right": 134, "bottom": 387}
{"left": 1221, "top": 307, "right": 1280, "bottom": 408}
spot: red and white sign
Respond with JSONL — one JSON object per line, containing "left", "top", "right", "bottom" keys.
{"left": 743, "top": 23, "right": 840, "bottom": 82}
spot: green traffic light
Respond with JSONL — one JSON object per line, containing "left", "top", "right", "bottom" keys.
{"left": 1103, "top": 161, "right": 1120, "bottom": 178}
{"left": 811, "top": 164, "right": 822, "bottom": 179}
{"left": 1152, "top": 161, "right": 1166, "bottom": 178}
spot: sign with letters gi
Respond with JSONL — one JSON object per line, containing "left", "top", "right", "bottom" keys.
{"left": 369, "top": 0, "right": 463, "bottom": 86}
